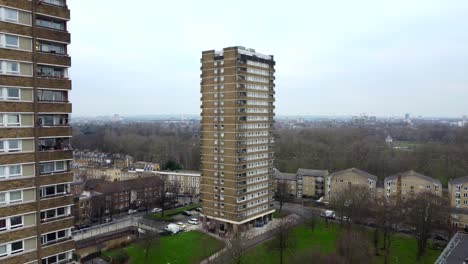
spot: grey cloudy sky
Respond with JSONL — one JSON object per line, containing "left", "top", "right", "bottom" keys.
{"left": 68, "top": 0, "right": 468, "bottom": 117}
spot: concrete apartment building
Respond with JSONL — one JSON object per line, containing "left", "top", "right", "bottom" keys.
{"left": 384, "top": 170, "right": 442, "bottom": 203}
{"left": 156, "top": 170, "right": 201, "bottom": 196}
{"left": 200, "top": 46, "right": 276, "bottom": 234}
{"left": 0, "top": 1, "right": 74, "bottom": 263}
{"left": 448, "top": 176, "right": 468, "bottom": 228}
{"left": 325, "top": 168, "right": 378, "bottom": 202}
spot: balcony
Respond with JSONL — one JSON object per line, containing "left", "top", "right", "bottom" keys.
{"left": 39, "top": 138, "right": 71, "bottom": 152}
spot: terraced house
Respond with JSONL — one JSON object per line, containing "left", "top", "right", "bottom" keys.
{"left": 0, "top": 0, "right": 74, "bottom": 263}
{"left": 200, "top": 47, "right": 276, "bottom": 234}
{"left": 448, "top": 176, "right": 468, "bottom": 229}
{"left": 384, "top": 170, "right": 442, "bottom": 203}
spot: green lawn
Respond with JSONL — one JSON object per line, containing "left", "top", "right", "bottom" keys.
{"left": 241, "top": 221, "right": 441, "bottom": 264}
{"left": 147, "top": 204, "right": 200, "bottom": 221}
{"left": 104, "top": 231, "right": 224, "bottom": 264}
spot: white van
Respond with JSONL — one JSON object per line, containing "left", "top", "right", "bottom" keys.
{"left": 164, "top": 223, "right": 181, "bottom": 234}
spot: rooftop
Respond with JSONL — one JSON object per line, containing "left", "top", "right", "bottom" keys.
{"left": 329, "top": 168, "right": 378, "bottom": 181}
{"left": 297, "top": 168, "right": 329, "bottom": 177}
{"left": 436, "top": 232, "right": 468, "bottom": 264}
{"left": 386, "top": 170, "right": 442, "bottom": 185}
{"left": 449, "top": 176, "right": 468, "bottom": 185}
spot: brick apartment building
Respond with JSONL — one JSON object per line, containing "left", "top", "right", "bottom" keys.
{"left": 384, "top": 170, "right": 442, "bottom": 203}
{"left": 448, "top": 176, "right": 468, "bottom": 229}
{"left": 200, "top": 46, "right": 276, "bottom": 234}
{"left": 325, "top": 168, "right": 378, "bottom": 202}
{"left": 0, "top": 0, "right": 74, "bottom": 263}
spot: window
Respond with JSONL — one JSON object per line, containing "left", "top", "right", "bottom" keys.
{"left": 0, "top": 61, "right": 20, "bottom": 75}
{"left": 0, "top": 244, "right": 5, "bottom": 257}
{"left": 40, "top": 161, "right": 67, "bottom": 174}
{"left": 40, "top": 184, "right": 68, "bottom": 198}
{"left": 9, "top": 191, "right": 22, "bottom": 203}
{"left": 37, "top": 65, "right": 67, "bottom": 78}
{"left": 38, "top": 90, "right": 67, "bottom": 102}
{"left": 0, "top": 165, "right": 22, "bottom": 180}
{"left": 2, "top": 8, "right": 19, "bottom": 22}
{"left": 38, "top": 114, "right": 69, "bottom": 126}
{"left": 9, "top": 216, "right": 22, "bottom": 229}
{"left": 5, "top": 35, "right": 18, "bottom": 48}
{"left": 41, "top": 0, "right": 65, "bottom": 7}
{"left": 0, "top": 139, "right": 22, "bottom": 153}
{"left": 37, "top": 41, "right": 66, "bottom": 55}
{"left": 0, "top": 219, "right": 5, "bottom": 231}
{"left": 10, "top": 241, "right": 23, "bottom": 254}
{"left": 36, "top": 18, "right": 65, "bottom": 30}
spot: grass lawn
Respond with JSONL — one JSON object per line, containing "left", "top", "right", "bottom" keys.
{"left": 241, "top": 221, "right": 441, "bottom": 264}
{"left": 104, "top": 231, "right": 224, "bottom": 264}
{"left": 147, "top": 204, "right": 200, "bottom": 221}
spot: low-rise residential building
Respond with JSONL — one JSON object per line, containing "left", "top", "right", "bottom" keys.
{"left": 74, "top": 150, "right": 134, "bottom": 168}
{"left": 448, "top": 176, "right": 468, "bottom": 229}
{"left": 325, "top": 168, "right": 378, "bottom": 201}
{"left": 156, "top": 170, "right": 201, "bottom": 196}
{"left": 84, "top": 177, "right": 163, "bottom": 216}
{"left": 297, "top": 169, "right": 329, "bottom": 198}
{"left": 384, "top": 170, "right": 442, "bottom": 203}
{"left": 274, "top": 171, "right": 297, "bottom": 197}
{"left": 73, "top": 191, "right": 103, "bottom": 228}
{"left": 73, "top": 167, "right": 155, "bottom": 182}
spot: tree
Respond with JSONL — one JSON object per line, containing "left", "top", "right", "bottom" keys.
{"left": 163, "top": 159, "right": 182, "bottom": 171}
{"left": 336, "top": 229, "right": 375, "bottom": 264}
{"left": 404, "top": 192, "right": 451, "bottom": 259}
{"left": 275, "top": 180, "right": 290, "bottom": 214}
{"left": 136, "top": 229, "right": 160, "bottom": 264}
{"left": 230, "top": 233, "right": 249, "bottom": 264}
{"left": 270, "top": 217, "right": 296, "bottom": 264}
{"left": 374, "top": 198, "right": 404, "bottom": 264}
{"left": 330, "top": 185, "right": 373, "bottom": 228}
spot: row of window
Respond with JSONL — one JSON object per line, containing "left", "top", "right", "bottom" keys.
{"left": 1, "top": 33, "right": 67, "bottom": 55}
{"left": 0, "top": 161, "right": 71, "bottom": 180}
{"left": 0, "top": 190, "right": 23, "bottom": 206}
{"left": 0, "top": 7, "right": 67, "bottom": 30}
{"left": 0, "top": 87, "right": 68, "bottom": 102}
{"left": 0, "top": 113, "right": 70, "bottom": 127}
{"left": 0, "top": 240, "right": 23, "bottom": 258}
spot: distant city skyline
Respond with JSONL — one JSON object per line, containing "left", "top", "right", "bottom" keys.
{"left": 69, "top": 0, "right": 468, "bottom": 117}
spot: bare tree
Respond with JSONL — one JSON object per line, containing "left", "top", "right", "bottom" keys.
{"left": 275, "top": 180, "right": 291, "bottom": 214}
{"left": 137, "top": 229, "right": 160, "bottom": 264}
{"left": 336, "top": 229, "right": 375, "bottom": 264}
{"left": 374, "top": 198, "right": 404, "bottom": 264}
{"left": 404, "top": 192, "right": 450, "bottom": 259}
{"left": 330, "top": 185, "right": 373, "bottom": 227}
{"left": 270, "top": 217, "right": 296, "bottom": 264}
{"left": 230, "top": 233, "right": 249, "bottom": 264}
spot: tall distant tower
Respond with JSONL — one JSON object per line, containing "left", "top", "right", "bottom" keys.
{"left": 0, "top": 1, "right": 74, "bottom": 263}
{"left": 200, "top": 47, "right": 276, "bottom": 233}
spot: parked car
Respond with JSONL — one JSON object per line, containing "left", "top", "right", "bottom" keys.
{"left": 176, "top": 222, "right": 187, "bottom": 230}
{"left": 188, "top": 218, "right": 199, "bottom": 225}
{"left": 174, "top": 203, "right": 183, "bottom": 208}
{"left": 195, "top": 207, "right": 203, "bottom": 212}
{"left": 151, "top": 208, "right": 162, "bottom": 213}
{"left": 182, "top": 210, "right": 192, "bottom": 216}
{"left": 164, "top": 223, "right": 181, "bottom": 234}
{"left": 320, "top": 210, "right": 336, "bottom": 219}
{"left": 104, "top": 218, "right": 113, "bottom": 223}
{"left": 128, "top": 209, "right": 138, "bottom": 215}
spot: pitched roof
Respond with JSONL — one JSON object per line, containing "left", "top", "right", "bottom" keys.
{"left": 296, "top": 168, "right": 329, "bottom": 177}
{"left": 385, "top": 170, "right": 442, "bottom": 185}
{"left": 449, "top": 176, "right": 468, "bottom": 185}
{"left": 329, "top": 168, "right": 378, "bottom": 181}
{"left": 275, "top": 172, "right": 297, "bottom": 181}
{"left": 85, "top": 176, "right": 163, "bottom": 194}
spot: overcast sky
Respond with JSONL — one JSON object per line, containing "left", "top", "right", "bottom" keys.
{"left": 68, "top": 0, "right": 468, "bottom": 118}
